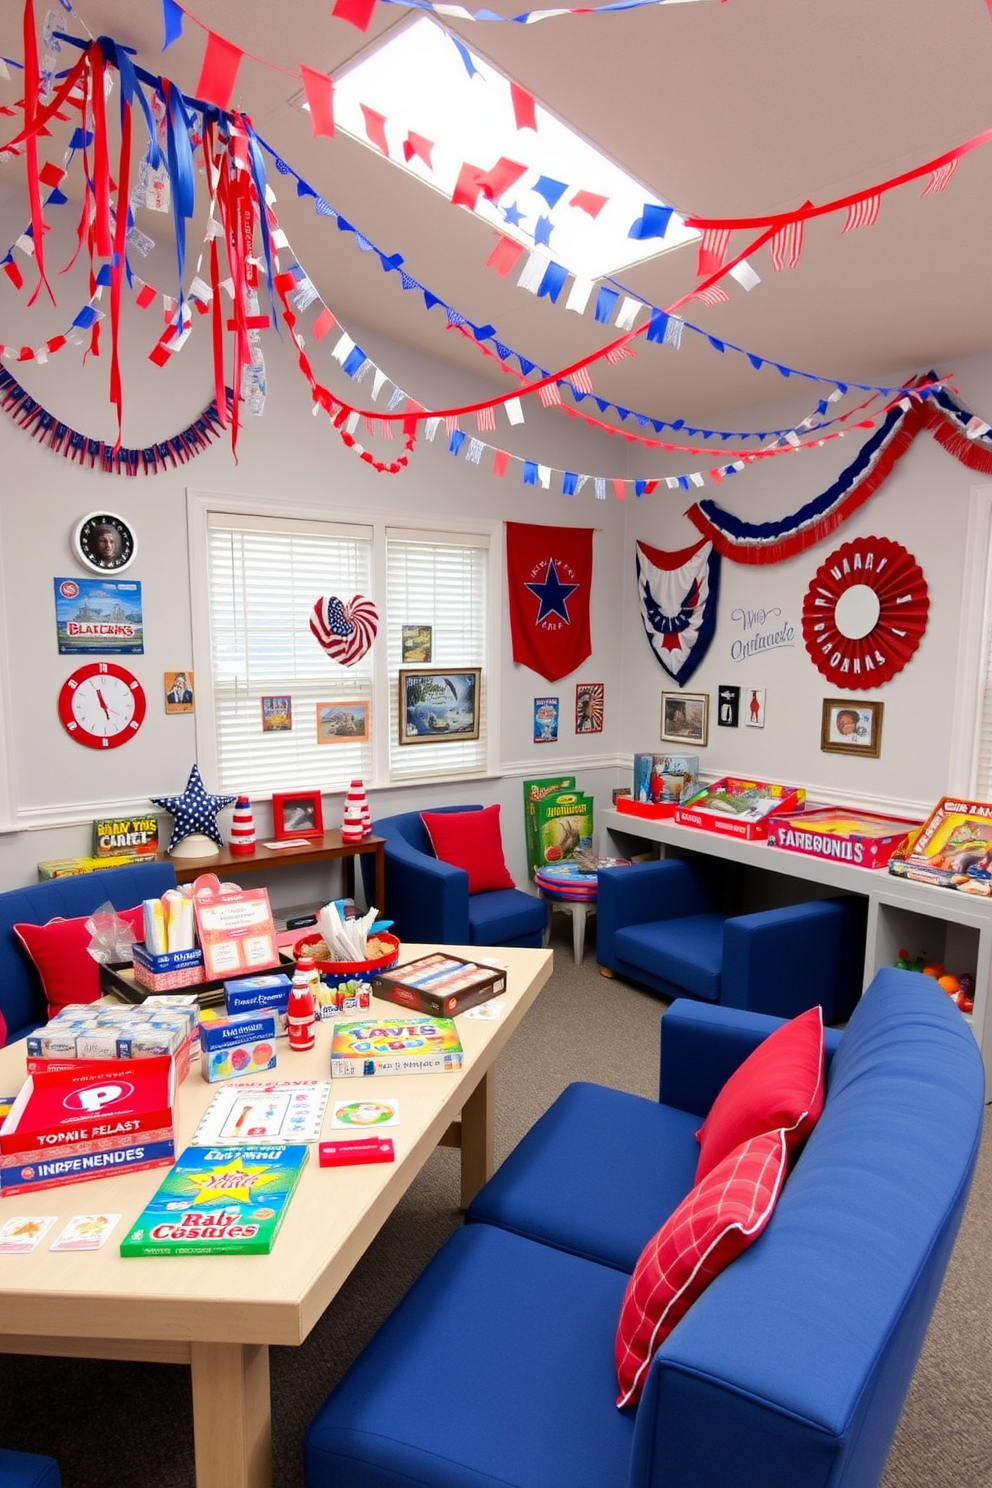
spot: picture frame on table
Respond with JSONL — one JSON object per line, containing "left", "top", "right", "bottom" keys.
{"left": 272, "top": 790, "right": 324, "bottom": 839}
{"left": 820, "top": 699, "right": 883, "bottom": 757}
{"left": 399, "top": 667, "right": 481, "bottom": 745}
{"left": 661, "top": 691, "right": 708, "bottom": 747}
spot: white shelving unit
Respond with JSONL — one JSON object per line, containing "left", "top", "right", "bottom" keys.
{"left": 602, "top": 808, "right": 992, "bottom": 1093}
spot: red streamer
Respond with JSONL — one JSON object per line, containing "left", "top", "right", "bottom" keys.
{"left": 196, "top": 31, "right": 244, "bottom": 112}
{"left": 300, "top": 66, "right": 335, "bottom": 138}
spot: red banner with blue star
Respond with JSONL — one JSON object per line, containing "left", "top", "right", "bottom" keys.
{"left": 506, "top": 522, "right": 593, "bottom": 682}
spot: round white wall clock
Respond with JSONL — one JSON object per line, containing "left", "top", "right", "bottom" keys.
{"left": 72, "top": 511, "right": 137, "bottom": 573}
{"left": 58, "top": 661, "right": 147, "bottom": 749}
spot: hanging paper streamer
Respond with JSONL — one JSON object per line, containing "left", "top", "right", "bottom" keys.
{"left": 310, "top": 595, "right": 379, "bottom": 666}
{"left": 686, "top": 378, "right": 992, "bottom": 563}
{"left": 635, "top": 537, "right": 720, "bottom": 686}
{"left": 801, "top": 536, "right": 929, "bottom": 690}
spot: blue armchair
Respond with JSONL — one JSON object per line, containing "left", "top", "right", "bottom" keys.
{"left": 370, "top": 807, "right": 547, "bottom": 949}
{"left": 0, "top": 1448, "right": 61, "bottom": 1488}
{"left": 597, "top": 857, "right": 863, "bottom": 1022}
{"left": 1, "top": 859, "right": 177, "bottom": 1044}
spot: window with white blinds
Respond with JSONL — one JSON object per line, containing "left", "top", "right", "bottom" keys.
{"left": 206, "top": 513, "right": 373, "bottom": 796}
{"left": 386, "top": 530, "right": 489, "bottom": 781}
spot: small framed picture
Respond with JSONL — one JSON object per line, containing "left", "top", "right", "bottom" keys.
{"left": 745, "top": 688, "right": 766, "bottom": 728}
{"left": 272, "top": 790, "right": 324, "bottom": 839}
{"left": 401, "top": 625, "right": 433, "bottom": 664}
{"left": 661, "top": 691, "right": 708, "bottom": 747}
{"left": 534, "top": 697, "right": 559, "bottom": 743}
{"left": 261, "top": 696, "right": 292, "bottom": 732}
{"left": 575, "top": 683, "right": 604, "bottom": 734}
{"left": 717, "top": 684, "right": 740, "bottom": 728}
{"left": 164, "top": 670, "right": 194, "bottom": 715}
{"left": 316, "top": 700, "right": 370, "bottom": 743}
{"left": 821, "top": 699, "right": 883, "bottom": 757}
{"left": 72, "top": 511, "right": 136, "bottom": 574}
{"left": 399, "top": 668, "right": 480, "bottom": 744}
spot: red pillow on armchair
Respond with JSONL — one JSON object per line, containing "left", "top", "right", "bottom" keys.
{"left": 14, "top": 905, "right": 145, "bottom": 1018}
{"left": 421, "top": 806, "right": 516, "bottom": 895}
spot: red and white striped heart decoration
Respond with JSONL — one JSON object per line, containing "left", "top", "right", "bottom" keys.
{"left": 310, "top": 595, "right": 379, "bottom": 667}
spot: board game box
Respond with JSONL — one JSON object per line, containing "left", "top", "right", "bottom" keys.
{"left": 1, "top": 1055, "right": 176, "bottom": 1197}
{"left": 767, "top": 806, "right": 919, "bottom": 870}
{"left": 888, "top": 797, "right": 992, "bottom": 894}
{"left": 675, "top": 777, "right": 806, "bottom": 841}
{"left": 330, "top": 1016, "right": 464, "bottom": 1078}
{"left": 119, "top": 1143, "right": 309, "bottom": 1256}
{"left": 373, "top": 954, "right": 505, "bottom": 1017}
{"left": 633, "top": 753, "right": 700, "bottom": 806}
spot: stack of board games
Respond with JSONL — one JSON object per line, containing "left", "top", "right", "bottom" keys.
{"left": 888, "top": 797, "right": 992, "bottom": 894}
{"left": 25, "top": 1002, "right": 196, "bottom": 1083}
{"left": 330, "top": 1016, "right": 464, "bottom": 1078}
{"left": 1, "top": 1056, "right": 176, "bottom": 1197}
{"left": 767, "top": 805, "right": 919, "bottom": 869}
{"left": 373, "top": 954, "right": 505, "bottom": 1017}
{"left": 618, "top": 754, "right": 700, "bottom": 820}
{"left": 675, "top": 777, "right": 805, "bottom": 841}
{"left": 119, "top": 1144, "right": 308, "bottom": 1256}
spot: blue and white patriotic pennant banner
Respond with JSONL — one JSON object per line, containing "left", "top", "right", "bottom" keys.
{"left": 635, "top": 537, "right": 721, "bottom": 685}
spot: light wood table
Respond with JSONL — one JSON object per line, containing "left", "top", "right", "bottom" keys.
{"left": 0, "top": 943, "right": 552, "bottom": 1488}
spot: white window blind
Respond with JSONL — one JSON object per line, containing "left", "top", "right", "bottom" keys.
{"left": 386, "top": 531, "right": 489, "bottom": 780}
{"left": 206, "top": 513, "right": 373, "bottom": 796}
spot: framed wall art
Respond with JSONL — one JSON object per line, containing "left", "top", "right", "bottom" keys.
{"left": 661, "top": 691, "right": 708, "bottom": 747}
{"left": 399, "top": 668, "right": 480, "bottom": 745}
{"left": 821, "top": 699, "right": 883, "bottom": 758}
{"left": 271, "top": 790, "right": 324, "bottom": 839}
{"left": 316, "top": 700, "right": 370, "bottom": 743}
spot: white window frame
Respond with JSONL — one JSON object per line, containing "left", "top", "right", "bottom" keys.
{"left": 187, "top": 490, "right": 502, "bottom": 797}
{"left": 948, "top": 483, "right": 992, "bottom": 797}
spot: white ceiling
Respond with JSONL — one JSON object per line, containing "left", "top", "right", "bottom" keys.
{"left": 1, "top": 0, "right": 991, "bottom": 429}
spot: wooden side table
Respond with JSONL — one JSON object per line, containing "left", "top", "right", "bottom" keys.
{"left": 161, "top": 831, "right": 386, "bottom": 913}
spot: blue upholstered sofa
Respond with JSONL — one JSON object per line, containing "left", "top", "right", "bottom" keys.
{"left": 0, "top": 859, "right": 176, "bottom": 1043}
{"left": 370, "top": 807, "right": 547, "bottom": 949}
{"left": 0, "top": 1448, "right": 61, "bottom": 1488}
{"left": 305, "top": 969, "right": 984, "bottom": 1488}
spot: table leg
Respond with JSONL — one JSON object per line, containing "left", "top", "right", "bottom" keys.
{"left": 571, "top": 904, "right": 587, "bottom": 964}
{"left": 191, "top": 1340, "right": 272, "bottom": 1488}
{"left": 458, "top": 1069, "right": 494, "bottom": 1209}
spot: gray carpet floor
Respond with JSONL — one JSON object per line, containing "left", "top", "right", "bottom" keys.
{"left": 1, "top": 914, "right": 989, "bottom": 1487}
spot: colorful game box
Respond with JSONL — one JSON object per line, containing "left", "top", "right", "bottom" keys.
{"left": 200, "top": 1011, "right": 278, "bottom": 1082}
{"left": 1, "top": 1056, "right": 176, "bottom": 1197}
{"left": 675, "top": 777, "right": 806, "bottom": 841}
{"left": 888, "top": 797, "right": 992, "bottom": 894}
{"left": 330, "top": 1016, "right": 464, "bottom": 1078}
{"left": 373, "top": 954, "right": 505, "bottom": 1018}
{"left": 767, "top": 805, "right": 919, "bottom": 869}
{"left": 119, "top": 1144, "right": 309, "bottom": 1256}
{"left": 25, "top": 1003, "right": 195, "bottom": 1083}
{"left": 92, "top": 815, "right": 160, "bottom": 859}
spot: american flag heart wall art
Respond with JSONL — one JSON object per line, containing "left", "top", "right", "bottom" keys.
{"left": 310, "top": 595, "right": 379, "bottom": 667}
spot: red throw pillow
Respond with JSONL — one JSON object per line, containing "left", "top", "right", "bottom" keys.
{"left": 694, "top": 1004, "right": 825, "bottom": 1182}
{"left": 14, "top": 906, "right": 145, "bottom": 1018}
{"left": 615, "top": 1129, "right": 788, "bottom": 1409}
{"left": 421, "top": 806, "right": 515, "bottom": 895}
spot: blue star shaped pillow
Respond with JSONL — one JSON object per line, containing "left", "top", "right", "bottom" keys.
{"left": 152, "top": 764, "right": 236, "bottom": 853}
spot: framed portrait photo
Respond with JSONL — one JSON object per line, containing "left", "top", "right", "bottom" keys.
{"left": 399, "top": 667, "right": 481, "bottom": 745}
{"left": 316, "top": 700, "right": 370, "bottom": 743}
{"left": 820, "top": 699, "right": 883, "bottom": 757}
{"left": 72, "top": 511, "right": 136, "bottom": 574}
{"left": 271, "top": 790, "right": 324, "bottom": 840}
{"left": 661, "top": 691, "right": 708, "bottom": 747}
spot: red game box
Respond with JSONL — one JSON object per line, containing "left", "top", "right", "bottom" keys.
{"left": 767, "top": 805, "right": 919, "bottom": 870}
{"left": 675, "top": 777, "right": 806, "bottom": 842}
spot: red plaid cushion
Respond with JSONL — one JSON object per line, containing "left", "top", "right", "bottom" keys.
{"left": 695, "top": 1003, "right": 824, "bottom": 1182}
{"left": 615, "top": 1129, "right": 788, "bottom": 1409}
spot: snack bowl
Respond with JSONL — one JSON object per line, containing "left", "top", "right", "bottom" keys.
{"left": 293, "top": 931, "right": 401, "bottom": 1018}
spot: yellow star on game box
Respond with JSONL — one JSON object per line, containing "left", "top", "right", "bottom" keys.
{"left": 187, "top": 1158, "right": 273, "bottom": 1206}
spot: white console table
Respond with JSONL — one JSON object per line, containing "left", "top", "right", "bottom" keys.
{"left": 602, "top": 807, "right": 992, "bottom": 1092}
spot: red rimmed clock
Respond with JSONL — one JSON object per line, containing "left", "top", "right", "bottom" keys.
{"left": 58, "top": 662, "right": 147, "bottom": 749}
{"left": 801, "top": 536, "right": 929, "bottom": 691}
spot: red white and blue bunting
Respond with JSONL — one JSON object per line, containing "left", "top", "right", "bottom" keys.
{"left": 636, "top": 537, "right": 721, "bottom": 685}
{"left": 685, "top": 380, "right": 992, "bottom": 564}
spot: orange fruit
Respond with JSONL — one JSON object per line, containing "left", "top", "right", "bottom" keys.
{"left": 922, "top": 963, "right": 945, "bottom": 978}
{"left": 937, "top": 974, "right": 959, "bottom": 995}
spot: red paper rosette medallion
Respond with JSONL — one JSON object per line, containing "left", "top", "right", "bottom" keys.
{"left": 802, "top": 536, "right": 929, "bottom": 690}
